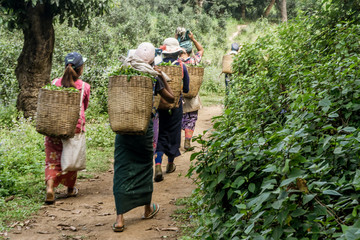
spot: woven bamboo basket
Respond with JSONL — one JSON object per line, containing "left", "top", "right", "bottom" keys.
{"left": 222, "top": 54, "right": 234, "bottom": 74}
{"left": 157, "top": 65, "right": 182, "bottom": 110}
{"left": 36, "top": 88, "right": 80, "bottom": 138}
{"left": 183, "top": 66, "right": 204, "bottom": 98}
{"left": 108, "top": 75, "right": 153, "bottom": 135}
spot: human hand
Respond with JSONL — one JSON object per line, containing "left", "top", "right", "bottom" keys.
{"left": 188, "top": 31, "right": 194, "bottom": 41}
{"left": 154, "top": 66, "right": 161, "bottom": 74}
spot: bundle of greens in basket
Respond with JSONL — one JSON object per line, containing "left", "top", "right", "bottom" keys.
{"left": 42, "top": 84, "right": 79, "bottom": 92}
{"left": 109, "top": 65, "right": 156, "bottom": 82}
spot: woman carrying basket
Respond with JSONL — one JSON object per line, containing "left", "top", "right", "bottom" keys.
{"left": 112, "top": 42, "right": 174, "bottom": 232}
{"left": 45, "top": 52, "right": 90, "bottom": 204}
{"left": 154, "top": 38, "right": 190, "bottom": 182}
{"left": 176, "top": 28, "right": 204, "bottom": 151}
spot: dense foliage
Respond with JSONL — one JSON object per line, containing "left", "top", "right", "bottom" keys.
{"left": 0, "top": 0, "right": 110, "bottom": 30}
{"left": 0, "top": 0, "right": 227, "bottom": 230}
{"left": 188, "top": 0, "right": 360, "bottom": 239}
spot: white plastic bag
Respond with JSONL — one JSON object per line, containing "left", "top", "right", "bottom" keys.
{"left": 61, "top": 132, "right": 86, "bottom": 172}
{"left": 60, "top": 82, "right": 86, "bottom": 172}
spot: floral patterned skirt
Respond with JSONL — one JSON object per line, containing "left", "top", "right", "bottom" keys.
{"left": 44, "top": 136, "right": 77, "bottom": 188}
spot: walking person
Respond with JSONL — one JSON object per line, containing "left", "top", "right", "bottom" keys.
{"left": 45, "top": 52, "right": 90, "bottom": 204}
{"left": 154, "top": 37, "right": 190, "bottom": 182}
{"left": 176, "top": 28, "right": 204, "bottom": 150}
{"left": 112, "top": 42, "right": 175, "bottom": 232}
{"left": 224, "top": 43, "right": 240, "bottom": 94}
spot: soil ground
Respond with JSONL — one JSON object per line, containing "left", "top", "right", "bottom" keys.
{"left": 6, "top": 105, "right": 223, "bottom": 240}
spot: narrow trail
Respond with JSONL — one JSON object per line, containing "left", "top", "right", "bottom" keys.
{"left": 7, "top": 105, "right": 223, "bottom": 240}
{"left": 229, "top": 24, "right": 247, "bottom": 42}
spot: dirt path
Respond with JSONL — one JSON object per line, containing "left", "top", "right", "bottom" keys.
{"left": 229, "top": 24, "right": 247, "bottom": 42}
{"left": 7, "top": 105, "right": 223, "bottom": 240}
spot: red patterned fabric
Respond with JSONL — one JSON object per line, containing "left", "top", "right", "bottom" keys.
{"left": 44, "top": 136, "right": 77, "bottom": 188}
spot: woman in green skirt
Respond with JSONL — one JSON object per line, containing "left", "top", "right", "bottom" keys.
{"left": 112, "top": 42, "right": 174, "bottom": 232}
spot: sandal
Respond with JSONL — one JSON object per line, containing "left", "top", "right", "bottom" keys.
{"left": 142, "top": 203, "right": 160, "bottom": 219}
{"left": 112, "top": 223, "right": 125, "bottom": 232}
{"left": 45, "top": 191, "right": 55, "bottom": 205}
{"left": 66, "top": 187, "right": 79, "bottom": 198}
{"left": 56, "top": 187, "right": 79, "bottom": 199}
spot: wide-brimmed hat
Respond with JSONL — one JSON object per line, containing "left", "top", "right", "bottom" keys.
{"left": 65, "top": 52, "right": 86, "bottom": 69}
{"left": 161, "top": 38, "right": 185, "bottom": 54}
{"left": 134, "top": 42, "right": 155, "bottom": 64}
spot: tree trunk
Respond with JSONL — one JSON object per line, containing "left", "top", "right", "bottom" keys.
{"left": 279, "top": 0, "right": 288, "bottom": 22}
{"left": 15, "top": 3, "right": 54, "bottom": 118}
{"left": 264, "top": 0, "right": 276, "bottom": 17}
{"left": 241, "top": 4, "right": 246, "bottom": 20}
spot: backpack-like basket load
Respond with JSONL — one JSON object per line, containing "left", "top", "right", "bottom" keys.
{"left": 36, "top": 88, "right": 80, "bottom": 139}
{"left": 108, "top": 75, "right": 153, "bottom": 135}
{"left": 183, "top": 66, "right": 204, "bottom": 98}
{"left": 156, "top": 65, "right": 183, "bottom": 110}
{"left": 222, "top": 54, "right": 234, "bottom": 74}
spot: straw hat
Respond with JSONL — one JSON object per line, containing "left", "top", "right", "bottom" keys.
{"left": 161, "top": 38, "right": 185, "bottom": 54}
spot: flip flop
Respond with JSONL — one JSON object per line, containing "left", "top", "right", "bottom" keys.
{"left": 66, "top": 187, "right": 79, "bottom": 198}
{"left": 112, "top": 223, "right": 125, "bottom": 232}
{"left": 142, "top": 203, "right": 160, "bottom": 219}
{"left": 56, "top": 187, "right": 79, "bottom": 199}
{"left": 45, "top": 191, "right": 55, "bottom": 205}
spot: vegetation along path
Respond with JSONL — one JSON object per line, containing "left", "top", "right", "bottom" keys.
{"left": 5, "top": 105, "right": 223, "bottom": 240}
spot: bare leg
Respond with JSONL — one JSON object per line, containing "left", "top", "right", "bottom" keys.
{"left": 114, "top": 214, "right": 124, "bottom": 228}
{"left": 144, "top": 204, "right": 152, "bottom": 218}
{"left": 46, "top": 179, "right": 55, "bottom": 202}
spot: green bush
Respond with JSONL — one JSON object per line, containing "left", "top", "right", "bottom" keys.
{"left": 188, "top": 2, "right": 360, "bottom": 239}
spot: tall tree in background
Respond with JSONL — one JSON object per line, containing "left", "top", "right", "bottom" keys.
{"left": 276, "top": 0, "right": 287, "bottom": 22}
{"left": 263, "top": 0, "right": 276, "bottom": 17}
{"left": 0, "top": 0, "right": 110, "bottom": 118}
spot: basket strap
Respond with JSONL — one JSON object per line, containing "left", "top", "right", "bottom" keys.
{"left": 53, "top": 78, "right": 60, "bottom": 85}
{"left": 79, "top": 82, "right": 85, "bottom": 131}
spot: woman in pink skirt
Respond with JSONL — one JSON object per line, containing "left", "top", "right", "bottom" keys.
{"left": 44, "top": 52, "right": 90, "bottom": 204}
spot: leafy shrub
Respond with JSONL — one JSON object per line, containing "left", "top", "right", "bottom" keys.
{"left": 0, "top": 26, "right": 22, "bottom": 105}
{"left": 188, "top": 2, "right": 360, "bottom": 239}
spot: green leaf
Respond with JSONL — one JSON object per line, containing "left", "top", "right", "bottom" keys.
{"left": 248, "top": 183, "right": 256, "bottom": 193}
{"left": 303, "top": 194, "right": 316, "bottom": 205}
{"left": 323, "top": 190, "right": 342, "bottom": 196}
{"left": 244, "top": 223, "right": 254, "bottom": 234}
{"left": 280, "top": 177, "right": 297, "bottom": 187}
{"left": 272, "top": 199, "right": 284, "bottom": 209}
{"left": 258, "top": 137, "right": 266, "bottom": 145}
{"left": 334, "top": 147, "right": 343, "bottom": 154}
{"left": 263, "top": 165, "right": 277, "bottom": 173}
{"left": 318, "top": 98, "right": 331, "bottom": 107}
{"left": 272, "top": 226, "right": 283, "bottom": 240}
{"left": 217, "top": 171, "right": 226, "bottom": 183}
{"left": 328, "top": 112, "right": 339, "bottom": 118}
{"left": 323, "top": 136, "right": 332, "bottom": 148}
{"left": 289, "top": 144, "right": 301, "bottom": 153}
{"left": 291, "top": 208, "right": 307, "bottom": 217}
{"left": 342, "top": 127, "right": 356, "bottom": 133}
{"left": 236, "top": 204, "right": 247, "bottom": 209}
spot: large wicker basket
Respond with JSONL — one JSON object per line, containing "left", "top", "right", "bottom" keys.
{"left": 157, "top": 65, "right": 182, "bottom": 110}
{"left": 108, "top": 75, "right": 153, "bottom": 135}
{"left": 36, "top": 88, "right": 80, "bottom": 138}
{"left": 222, "top": 54, "right": 234, "bottom": 74}
{"left": 183, "top": 66, "right": 204, "bottom": 98}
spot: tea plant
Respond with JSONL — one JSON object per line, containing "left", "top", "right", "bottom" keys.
{"left": 187, "top": 1, "right": 360, "bottom": 239}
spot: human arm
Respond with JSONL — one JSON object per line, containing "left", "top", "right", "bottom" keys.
{"left": 189, "top": 31, "right": 204, "bottom": 56}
